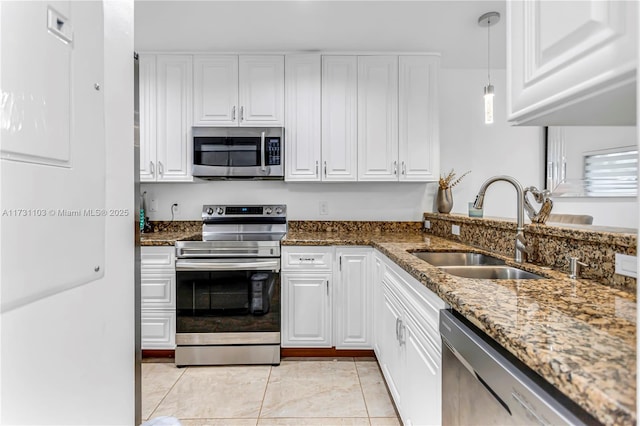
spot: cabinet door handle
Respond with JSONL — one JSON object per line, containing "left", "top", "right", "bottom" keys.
{"left": 399, "top": 320, "right": 406, "bottom": 346}
{"left": 315, "top": 160, "right": 319, "bottom": 176}
{"left": 395, "top": 318, "right": 401, "bottom": 341}
{"left": 158, "top": 161, "right": 164, "bottom": 176}
{"left": 402, "top": 161, "right": 406, "bottom": 175}
{"left": 393, "top": 161, "right": 398, "bottom": 176}
{"left": 149, "top": 161, "right": 155, "bottom": 176}
{"left": 232, "top": 106, "right": 236, "bottom": 121}
{"left": 324, "top": 161, "right": 327, "bottom": 177}
{"left": 240, "top": 106, "right": 244, "bottom": 122}
{"left": 326, "top": 280, "right": 329, "bottom": 296}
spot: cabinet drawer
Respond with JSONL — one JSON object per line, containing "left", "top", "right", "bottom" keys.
{"left": 141, "top": 246, "right": 175, "bottom": 268}
{"left": 141, "top": 272, "right": 175, "bottom": 309}
{"left": 281, "top": 246, "right": 334, "bottom": 271}
{"left": 141, "top": 311, "right": 176, "bottom": 349}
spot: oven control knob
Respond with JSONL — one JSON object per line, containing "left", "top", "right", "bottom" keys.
{"left": 265, "top": 207, "right": 273, "bottom": 215}
{"left": 206, "top": 207, "right": 214, "bottom": 215}
{"left": 216, "top": 207, "right": 224, "bottom": 215}
{"left": 275, "top": 207, "right": 283, "bottom": 215}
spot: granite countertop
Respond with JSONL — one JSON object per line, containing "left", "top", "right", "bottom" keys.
{"left": 141, "top": 228, "right": 636, "bottom": 425}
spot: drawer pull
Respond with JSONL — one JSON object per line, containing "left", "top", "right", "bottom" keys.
{"left": 299, "top": 257, "right": 315, "bottom": 262}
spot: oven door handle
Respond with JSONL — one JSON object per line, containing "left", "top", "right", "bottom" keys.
{"left": 175, "top": 259, "right": 280, "bottom": 272}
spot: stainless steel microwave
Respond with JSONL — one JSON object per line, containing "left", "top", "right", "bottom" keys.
{"left": 192, "top": 127, "right": 284, "bottom": 180}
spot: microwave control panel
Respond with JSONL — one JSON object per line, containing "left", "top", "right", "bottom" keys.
{"left": 266, "top": 138, "right": 281, "bottom": 166}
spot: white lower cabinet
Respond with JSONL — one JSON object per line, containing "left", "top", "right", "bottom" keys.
{"left": 141, "top": 246, "right": 176, "bottom": 350}
{"left": 281, "top": 246, "right": 372, "bottom": 349}
{"left": 334, "top": 247, "right": 372, "bottom": 349}
{"left": 281, "top": 273, "right": 332, "bottom": 347}
{"left": 374, "top": 249, "right": 445, "bottom": 426}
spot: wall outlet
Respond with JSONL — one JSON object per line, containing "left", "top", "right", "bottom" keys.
{"left": 615, "top": 253, "right": 637, "bottom": 278}
{"left": 149, "top": 198, "right": 158, "bottom": 212}
{"left": 451, "top": 224, "right": 461, "bottom": 236}
{"left": 424, "top": 220, "right": 431, "bottom": 230}
{"left": 319, "top": 201, "right": 329, "bottom": 215}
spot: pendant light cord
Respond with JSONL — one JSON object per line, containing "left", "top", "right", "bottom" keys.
{"left": 487, "top": 17, "right": 491, "bottom": 85}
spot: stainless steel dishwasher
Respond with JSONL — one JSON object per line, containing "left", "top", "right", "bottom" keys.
{"left": 439, "top": 309, "right": 598, "bottom": 425}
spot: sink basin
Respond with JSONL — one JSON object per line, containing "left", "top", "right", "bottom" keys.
{"left": 412, "top": 251, "right": 506, "bottom": 266}
{"left": 439, "top": 266, "right": 545, "bottom": 280}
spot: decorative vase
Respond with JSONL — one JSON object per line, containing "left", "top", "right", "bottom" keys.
{"left": 437, "top": 188, "right": 453, "bottom": 214}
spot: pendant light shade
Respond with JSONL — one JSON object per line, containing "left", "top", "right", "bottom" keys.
{"left": 478, "top": 12, "right": 500, "bottom": 124}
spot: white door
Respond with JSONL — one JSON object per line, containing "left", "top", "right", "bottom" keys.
{"left": 398, "top": 56, "right": 439, "bottom": 182}
{"left": 322, "top": 56, "right": 358, "bottom": 181}
{"left": 156, "top": 55, "right": 193, "bottom": 182}
{"left": 193, "top": 55, "right": 238, "bottom": 126}
{"left": 281, "top": 273, "right": 332, "bottom": 348}
{"left": 238, "top": 55, "right": 284, "bottom": 127}
{"left": 334, "top": 248, "right": 372, "bottom": 349}
{"left": 403, "top": 316, "right": 442, "bottom": 426}
{"left": 372, "top": 254, "right": 384, "bottom": 356}
{"left": 378, "top": 281, "right": 404, "bottom": 410}
{"left": 508, "top": 0, "right": 637, "bottom": 125}
{"left": 358, "top": 56, "right": 399, "bottom": 181}
{"left": 139, "top": 54, "right": 157, "bottom": 182}
{"left": 285, "top": 54, "right": 321, "bottom": 182}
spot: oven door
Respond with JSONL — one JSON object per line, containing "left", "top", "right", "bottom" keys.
{"left": 192, "top": 127, "right": 283, "bottom": 179}
{"left": 175, "top": 258, "right": 280, "bottom": 338}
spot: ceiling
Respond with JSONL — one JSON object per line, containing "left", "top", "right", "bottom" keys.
{"left": 134, "top": 0, "right": 507, "bottom": 69}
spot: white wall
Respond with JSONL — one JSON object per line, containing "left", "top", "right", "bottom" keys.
{"left": 144, "top": 67, "right": 636, "bottom": 228}
{"left": 438, "top": 69, "right": 543, "bottom": 220}
{"left": 0, "top": 2, "right": 135, "bottom": 424}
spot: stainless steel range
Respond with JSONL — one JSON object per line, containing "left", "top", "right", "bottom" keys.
{"left": 174, "top": 204, "right": 286, "bottom": 366}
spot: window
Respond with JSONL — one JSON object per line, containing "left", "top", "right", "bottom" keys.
{"left": 583, "top": 147, "right": 638, "bottom": 196}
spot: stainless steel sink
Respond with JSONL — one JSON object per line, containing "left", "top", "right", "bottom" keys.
{"left": 439, "top": 266, "right": 545, "bottom": 280}
{"left": 411, "top": 251, "right": 506, "bottom": 266}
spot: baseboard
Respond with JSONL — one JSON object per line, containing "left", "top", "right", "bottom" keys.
{"left": 280, "top": 348, "right": 376, "bottom": 358}
{"left": 142, "top": 348, "right": 376, "bottom": 359}
{"left": 142, "top": 349, "right": 175, "bottom": 359}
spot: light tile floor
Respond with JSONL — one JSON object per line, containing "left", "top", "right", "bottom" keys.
{"left": 142, "top": 358, "right": 401, "bottom": 426}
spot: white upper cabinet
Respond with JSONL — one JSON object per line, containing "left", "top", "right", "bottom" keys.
{"left": 322, "top": 56, "right": 358, "bottom": 182}
{"left": 399, "top": 56, "right": 439, "bottom": 181}
{"left": 358, "top": 56, "right": 399, "bottom": 181}
{"left": 139, "top": 54, "right": 157, "bottom": 182}
{"left": 239, "top": 55, "right": 285, "bottom": 126}
{"left": 156, "top": 55, "right": 193, "bottom": 181}
{"left": 285, "top": 54, "right": 322, "bottom": 181}
{"left": 193, "top": 55, "right": 238, "bottom": 126}
{"left": 193, "top": 55, "right": 284, "bottom": 127}
{"left": 139, "top": 54, "right": 193, "bottom": 182}
{"left": 508, "top": 0, "right": 637, "bottom": 125}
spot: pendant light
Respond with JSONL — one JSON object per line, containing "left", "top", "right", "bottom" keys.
{"left": 478, "top": 11, "right": 500, "bottom": 124}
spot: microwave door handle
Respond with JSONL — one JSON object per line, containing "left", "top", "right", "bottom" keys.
{"left": 260, "top": 131, "right": 266, "bottom": 171}
{"left": 176, "top": 259, "right": 280, "bottom": 272}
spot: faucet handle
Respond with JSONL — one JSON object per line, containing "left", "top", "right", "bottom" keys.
{"left": 568, "top": 256, "right": 588, "bottom": 279}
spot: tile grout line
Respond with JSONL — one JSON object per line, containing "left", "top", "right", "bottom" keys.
{"left": 354, "top": 359, "right": 374, "bottom": 425}
{"left": 256, "top": 364, "right": 274, "bottom": 423}
{"left": 147, "top": 364, "right": 189, "bottom": 421}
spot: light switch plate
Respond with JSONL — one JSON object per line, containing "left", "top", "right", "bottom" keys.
{"left": 452, "top": 225, "right": 460, "bottom": 236}
{"left": 615, "top": 253, "right": 637, "bottom": 278}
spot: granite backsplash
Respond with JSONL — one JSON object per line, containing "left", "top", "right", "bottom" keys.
{"left": 424, "top": 213, "right": 637, "bottom": 290}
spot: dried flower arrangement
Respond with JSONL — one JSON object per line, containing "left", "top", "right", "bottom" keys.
{"left": 439, "top": 169, "right": 471, "bottom": 190}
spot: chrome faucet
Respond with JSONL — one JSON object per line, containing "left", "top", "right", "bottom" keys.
{"left": 473, "top": 175, "right": 531, "bottom": 263}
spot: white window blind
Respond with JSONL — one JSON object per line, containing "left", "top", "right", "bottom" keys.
{"left": 583, "top": 148, "right": 638, "bottom": 196}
